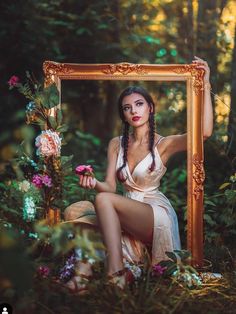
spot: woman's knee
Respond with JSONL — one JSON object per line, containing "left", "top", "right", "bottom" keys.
{"left": 94, "top": 192, "right": 114, "bottom": 210}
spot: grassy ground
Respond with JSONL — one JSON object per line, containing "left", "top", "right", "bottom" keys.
{"left": 6, "top": 271, "right": 235, "bottom": 314}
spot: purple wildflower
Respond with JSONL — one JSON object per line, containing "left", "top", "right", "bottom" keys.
{"left": 59, "top": 253, "right": 76, "bottom": 282}
{"left": 152, "top": 264, "right": 167, "bottom": 276}
{"left": 32, "top": 174, "right": 43, "bottom": 188}
{"left": 32, "top": 174, "right": 52, "bottom": 188}
{"left": 41, "top": 175, "right": 52, "bottom": 187}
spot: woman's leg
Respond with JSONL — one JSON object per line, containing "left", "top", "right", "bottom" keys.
{"left": 94, "top": 192, "right": 156, "bottom": 275}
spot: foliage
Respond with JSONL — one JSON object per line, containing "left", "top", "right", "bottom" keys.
{"left": 1, "top": 223, "right": 236, "bottom": 314}
{"left": 7, "top": 73, "right": 74, "bottom": 219}
{"left": 203, "top": 171, "right": 236, "bottom": 245}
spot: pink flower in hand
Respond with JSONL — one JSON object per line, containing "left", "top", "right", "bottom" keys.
{"left": 75, "top": 165, "right": 94, "bottom": 176}
{"left": 8, "top": 75, "right": 20, "bottom": 87}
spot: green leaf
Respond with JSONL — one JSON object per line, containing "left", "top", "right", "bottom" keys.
{"left": 204, "top": 200, "right": 216, "bottom": 206}
{"left": 204, "top": 214, "right": 216, "bottom": 226}
{"left": 174, "top": 249, "right": 191, "bottom": 261}
{"left": 98, "top": 23, "right": 108, "bottom": 30}
{"left": 165, "top": 251, "right": 177, "bottom": 262}
{"left": 48, "top": 116, "right": 57, "bottom": 129}
{"left": 56, "top": 124, "right": 68, "bottom": 133}
{"left": 165, "top": 264, "right": 177, "bottom": 276}
{"left": 219, "top": 182, "right": 231, "bottom": 190}
{"left": 61, "top": 155, "right": 73, "bottom": 165}
{"left": 56, "top": 109, "right": 63, "bottom": 125}
{"left": 39, "top": 84, "right": 59, "bottom": 109}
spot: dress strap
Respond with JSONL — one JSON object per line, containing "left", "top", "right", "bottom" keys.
{"left": 156, "top": 135, "right": 165, "bottom": 146}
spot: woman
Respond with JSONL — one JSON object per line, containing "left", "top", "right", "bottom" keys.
{"left": 64, "top": 56, "right": 213, "bottom": 291}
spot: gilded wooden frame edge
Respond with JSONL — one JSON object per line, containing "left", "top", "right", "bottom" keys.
{"left": 43, "top": 61, "right": 205, "bottom": 267}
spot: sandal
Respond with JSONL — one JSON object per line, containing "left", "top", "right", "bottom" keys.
{"left": 107, "top": 268, "right": 135, "bottom": 290}
{"left": 65, "top": 273, "right": 92, "bottom": 295}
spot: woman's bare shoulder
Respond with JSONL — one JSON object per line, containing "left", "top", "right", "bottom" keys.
{"left": 108, "top": 136, "right": 120, "bottom": 154}
{"left": 157, "top": 133, "right": 187, "bottom": 154}
{"left": 155, "top": 133, "right": 166, "bottom": 144}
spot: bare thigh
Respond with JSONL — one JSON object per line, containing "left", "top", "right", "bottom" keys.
{"left": 95, "top": 192, "right": 154, "bottom": 244}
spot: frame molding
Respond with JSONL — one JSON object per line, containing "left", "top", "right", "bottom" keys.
{"left": 43, "top": 61, "right": 205, "bottom": 267}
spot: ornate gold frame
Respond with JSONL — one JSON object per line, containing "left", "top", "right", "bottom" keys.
{"left": 43, "top": 61, "right": 205, "bottom": 267}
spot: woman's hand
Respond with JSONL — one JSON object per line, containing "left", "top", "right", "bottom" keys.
{"left": 75, "top": 165, "right": 96, "bottom": 189}
{"left": 79, "top": 174, "right": 97, "bottom": 189}
{"left": 192, "top": 56, "right": 210, "bottom": 82}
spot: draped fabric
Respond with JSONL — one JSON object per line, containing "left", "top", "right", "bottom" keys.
{"left": 116, "top": 136, "right": 181, "bottom": 264}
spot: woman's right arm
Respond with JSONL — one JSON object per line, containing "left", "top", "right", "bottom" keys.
{"left": 78, "top": 137, "right": 119, "bottom": 193}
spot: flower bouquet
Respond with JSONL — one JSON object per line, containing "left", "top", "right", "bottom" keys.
{"left": 8, "top": 73, "right": 72, "bottom": 224}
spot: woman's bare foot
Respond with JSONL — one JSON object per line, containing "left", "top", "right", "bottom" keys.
{"left": 108, "top": 268, "right": 134, "bottom": 290}
{"left": 65, "top": 261, "right": 93, "bottom": 294}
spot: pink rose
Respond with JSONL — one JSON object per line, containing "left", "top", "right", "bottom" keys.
{"left": 35, "top": 130, "right": 61, "bottom": 157}
{"left": 75, "top": 165, "right": 94, "bottom": 176}
{"left": 8, "top": 75, "right": 20, "bottom": 87}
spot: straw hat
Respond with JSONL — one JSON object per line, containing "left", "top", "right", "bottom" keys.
{"left": 62, "top": 200, "right": 98, "bottom": 226}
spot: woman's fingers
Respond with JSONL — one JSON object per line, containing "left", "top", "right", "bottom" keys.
{"left": 192, "top": 56, "right": 208, "bottom": 65}
{"left": 79, "top": 175, "right": 95, "bottom": 189}
{"left": 83, "top": 175, "right": 91, "bottom": 189}
{"left": 194, "top": 56, "right": 205, "bottom": 61}
{"left": 87, "top": 176, "right": 92, "bottom": 189}
{"left": 192, "top": 57, "right": 210, "bottom": 81}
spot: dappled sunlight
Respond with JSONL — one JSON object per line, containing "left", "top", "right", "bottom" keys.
{"left": 0, "top": 0, "right": 236, "bottom": 313}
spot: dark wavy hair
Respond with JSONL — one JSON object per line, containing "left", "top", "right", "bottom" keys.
{"left": 116, "top": 86, "right": 156, "bottom": 182}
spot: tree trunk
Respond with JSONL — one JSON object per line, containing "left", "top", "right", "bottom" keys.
{"left": 226, "top": 25, "right": 236, "bottom": 160}
{"left": 168, "top": 0, "right": 194, "bottom": 62}
{"left": 187, "top": 0, "right": 194, "bottom": 60}
{"left": 196, "top": 0, "right": 228, "bottom": 121}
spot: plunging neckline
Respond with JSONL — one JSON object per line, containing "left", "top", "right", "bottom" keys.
{"left": 127, "top": 151, "right": 151, "bottom": 177}
{"left": 126, "top": 146, "right": 167, "bottom": 177}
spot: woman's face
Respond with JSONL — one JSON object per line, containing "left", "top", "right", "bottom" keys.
{"left": 121, "top": 93, "right": 152, "bottom": 127}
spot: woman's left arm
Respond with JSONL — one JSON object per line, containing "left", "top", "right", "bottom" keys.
{"left": 162, "top": 56, "right": 214, "bottom": 158}
{"left": 193, "top": 56, "right": 214, "bottom": 139}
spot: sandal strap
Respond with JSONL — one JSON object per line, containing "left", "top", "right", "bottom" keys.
{"left": 109, "top": 268, "right": 126, "bottom": 278}
{"left": 78, "top": 273, "right": 93, "bottom": 280}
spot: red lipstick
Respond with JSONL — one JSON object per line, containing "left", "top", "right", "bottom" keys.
{"left": 132, "top": 116, "right": 141, "bottom": 121}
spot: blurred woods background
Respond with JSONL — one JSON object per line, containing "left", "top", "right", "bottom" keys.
{"left": 0, "top": 0, "right": 236, "bottom": 247}
{"left": 1, "top": 2, "right": 236, "bottom": 310}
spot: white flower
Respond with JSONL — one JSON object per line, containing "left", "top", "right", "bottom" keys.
{"left": 23, "top": 196, "right": 36, "bottom": 221}
{"left": 19, "top": 180, "right": 31, "bottom": 192}
{"left": 124, "top": 261, "right": 142, "bottom": 279}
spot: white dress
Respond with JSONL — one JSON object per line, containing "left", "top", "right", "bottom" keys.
{"left": 65, "top": 135, "right": 181, "bottom": 266}
{"left": 116, "top": 136, "right": 181, "bottom": 265}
